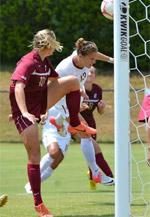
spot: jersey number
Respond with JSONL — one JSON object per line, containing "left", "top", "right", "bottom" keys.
{"left": 80, "top": 72, "right": 86, "bottom": 82}
{"left": 39, "top": 76, "right": 46, "bottom": 87}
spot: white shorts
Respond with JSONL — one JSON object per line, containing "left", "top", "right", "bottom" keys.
{"left": 42, "top": 106, "right": 71, "bottom": 155}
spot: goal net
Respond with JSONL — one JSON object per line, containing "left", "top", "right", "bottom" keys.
{"left": 129, "top": 0, "right": 150, "bottom": 216}
{"left": 114, "top": 0, "right": 150, "bottom": 217}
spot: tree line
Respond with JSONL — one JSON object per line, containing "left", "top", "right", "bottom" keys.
{"left": 0, "top": 0, "right": 149, "bottom": 71}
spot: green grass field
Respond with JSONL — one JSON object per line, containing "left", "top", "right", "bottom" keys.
{"left": 0, "top": 143, "right": 115, "bottom": 217}
{"left": 0, "top": 72, "right": 147, "bottom": 144}
{"left": 0, "top": 72, "right": 150, "bottom": 216}
{"left": 0, "top": 142, "right": 150, "bottom": 217}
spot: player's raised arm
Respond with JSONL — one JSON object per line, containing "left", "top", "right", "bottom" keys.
{"left": 96, "top": 52, "right": 114, "bottom": 63}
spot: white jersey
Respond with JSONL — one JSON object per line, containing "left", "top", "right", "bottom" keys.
{"left": 56, "top": 50, "right": 89, "bottom": 89}
{"left": 55, "top": 50, "right": 89, "bottom": 114}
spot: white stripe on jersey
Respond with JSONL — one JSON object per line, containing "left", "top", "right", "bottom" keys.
{"left": 32, "top": 69, "right": 51, "bottom": 76}
{"left": 83, "top": 99, "right": 99, "bottom": 103}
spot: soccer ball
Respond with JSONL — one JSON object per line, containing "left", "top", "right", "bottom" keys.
{"left": 101, "top": 0, "right": 114, "bottom": 21}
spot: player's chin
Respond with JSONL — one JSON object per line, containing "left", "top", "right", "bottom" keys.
{"left": 87, "top": 64, "right": 92, "bottom": 68}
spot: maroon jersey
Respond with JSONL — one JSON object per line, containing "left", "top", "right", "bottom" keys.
{"left": 9, "top": 50, "right": 58, "bottom": 119}
{"left": 80, "top": 83, "right": 102, "bottom": 139}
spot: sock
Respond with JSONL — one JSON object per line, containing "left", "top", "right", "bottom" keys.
{"left": 66, "top": 90, "right": 80, "bottom": 126}
{"left": 27, "top": 164, "right": 42, "bottom": 206}
{"left": 41, "top": 166, "right": 53, "bottom": 182}
{"left": 89, "top": 152, "right": 113, "bottom": 179}
{"left": 81, "top": 138, "right": 99, "bottom": 176}
{"left": 96, "top": 152, "right": 113, "bottom": 177}
{"left": 40, "top": 153, "right": 54, "bottom": 182}
{"left": 89, "top": 169, "right": 93, "bottom": 180}
{"left": 40, "top": 153, "right": 54, "bottom": 173}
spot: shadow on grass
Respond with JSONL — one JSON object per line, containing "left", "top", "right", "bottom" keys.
{"left": 87, "top": 201, "right": 114, "bottom": 206}
{"left": 95, "top": 190, "right": 114, "bottom": 193}
{"left": 57, "top": 215, "right": 113, "bottom": 217}
{"left": 53, "top": 189, "right": 114, "bottom": 194}
{"left": 131, "top": 203, "right": 147, "bottom": 206}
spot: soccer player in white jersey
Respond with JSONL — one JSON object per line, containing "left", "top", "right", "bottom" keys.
{"left": 50, "top": 38, "right": 114, "bottom": 184}
{"left": 55, "top": 38, "right": 113, "bottom": 129}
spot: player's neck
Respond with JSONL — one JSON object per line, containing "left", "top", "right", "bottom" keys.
{"left": 85, "top": 82, "right": 93, "bottom": 91}
{"left": 72, "top": 56, "right": 84, "bottom": 69}
{"left": 37, "top": 49, "right": 48, "bottom": 61}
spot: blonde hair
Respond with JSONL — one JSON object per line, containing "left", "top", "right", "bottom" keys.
{"left": 30, "top": 29, "right": 63, "bottom": 52}
{"left": 75, "top": 38, "right": 98, "bottom": 56}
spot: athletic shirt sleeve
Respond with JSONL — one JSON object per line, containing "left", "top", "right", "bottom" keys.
{"left": 55, "top": 51, "right": 77, "bottom": 78}
{"left": 47, "top": 59, "right": 59, "bottom": 78}
{"left": 55, "top": 63, "right": 69, "bottom": 77}
{"left": 11, "top": 59, "right": 35, "bottom": 85}
{"left": 96, "top": 85, "right": 102, "bottom": 103}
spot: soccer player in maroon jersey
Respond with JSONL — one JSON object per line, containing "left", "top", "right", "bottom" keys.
{"left": 9, "top": 29, "right": 96, "bottom": 217}
{"left": 80, "top": 66, "right": 114, "bottom": 190}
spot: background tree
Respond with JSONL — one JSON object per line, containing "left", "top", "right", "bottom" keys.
{"left": 0, "top": 0, "right": 113, "bottom": 70}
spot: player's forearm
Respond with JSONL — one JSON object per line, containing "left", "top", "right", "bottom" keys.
{"left": 15, "top": 82, "right": 28, "bottom": 115}
{"left": 97, "top": 107, "right": 105, "bottom": 115}
{"left": 47, "top": 77, "right": 58, "bottom": 86}
{"left": 96, "top": 52, "right": 114, "bottom": 63}
{"left": 97, "top": 100, "right": 106, "bottom": 114}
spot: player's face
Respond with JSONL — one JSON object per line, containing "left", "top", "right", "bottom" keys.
{"left": 80, "top": 52, "right": 97, "bottom": 68}
{"left": 86, "top": 69, "right": 96, "bottom": 82}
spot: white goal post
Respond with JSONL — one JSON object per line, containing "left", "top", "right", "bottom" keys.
{"left": 114, "top": 0, "right": 130, "bottom": 217}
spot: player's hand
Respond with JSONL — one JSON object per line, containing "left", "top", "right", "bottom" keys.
{"left": 80, "top": 103, "right": 89, "bottom": 112}
{"left": 22, "top": 112, "right": 39, "bottom": 124}
{"left": 40, "top": 113, "right": 48, "bottom": 125}
{"left": 77, "top": 131, "right": 90, "bottom": 138}
{"left": 108, "top": 57, "right": 114, "bottom": 64}
{"left": 72, "top": 132, "right": 90, "bottom": 140}
{"left": 97, "top": 100, "right": 106, "bottom": 114}
{"left": 98, "top": 100, "right": 106, "bottom": 109}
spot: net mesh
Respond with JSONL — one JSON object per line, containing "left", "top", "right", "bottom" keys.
{"left": 129, "top": 0, "right": 150, "bottom": 216}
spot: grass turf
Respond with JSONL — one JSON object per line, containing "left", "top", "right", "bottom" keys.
{"left": 0, "top": 72, "right": 150, "bottom": 216}
{"left": 0, "top": 143, "right": 150, "bottom": 217}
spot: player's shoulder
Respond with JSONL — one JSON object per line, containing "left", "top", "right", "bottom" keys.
{"left": 22, "top": 50, "right": 35, "bottom": 60}
{"left": 60, "top": 53, "right": 73, "bottom": 65}
{"left": 20, "top": 50, "right": 37, "bottom": 66}
{"left": 56, "top": 55, "right": 73, "bottom": 73}
{"left": 93, "top": 83, "right": 102, "bottom": 91}
{"left": 71, "top": 50, "right": 77, "bottom": 57}
{"left": 14, "top": 52, "right": 35, "bottom": 73}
